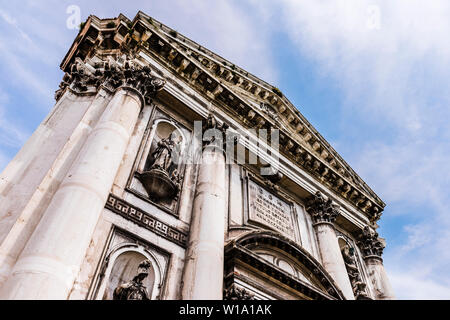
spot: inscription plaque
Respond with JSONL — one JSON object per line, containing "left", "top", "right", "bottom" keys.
{"left": 248, "top": 180, "right": 296, "bottom": 240}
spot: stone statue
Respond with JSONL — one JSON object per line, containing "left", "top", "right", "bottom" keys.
{"left": 113, "top": 260, "right": 152, "bottom": 300}
{"left": 341, "top": 244, "right": 368, "bottom": 299}
{"left": 150, "top": 135, "right": 176, "bottom": 172}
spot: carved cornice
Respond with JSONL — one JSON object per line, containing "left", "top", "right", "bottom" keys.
{"left": 305, "top": 191, "right": 340, "bottom": 225}
{"left": 357, "top": 227, "right": 385, "bottom": 259}
{"left": 60, "top": 12, "right": 385, "bottom": 223}
{"left": 56, "top": 58, "right": 165, "bottom": 104}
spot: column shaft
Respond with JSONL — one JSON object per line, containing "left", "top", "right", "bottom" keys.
{"left": 365, "top": 257, "right": 396, "bottom": 300}
{"left": 0, "top": 88, "right": 142, "bottom": 299}
{"left": 181, "top": 147, "right": 226, "bottom": 300}
{"left": 314, "top": 222, "right": 355, "bottom": 299}
{"left": 0, "top": 89, "right": 111, "bottom": 288}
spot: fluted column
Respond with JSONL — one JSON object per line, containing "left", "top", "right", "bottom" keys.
{"left": 358, "top": 227, "right": 395, "bottom": 300}
{"left": 181, "top": 115, "right": 231, "bottom": 300}
{"left": 306, "top": 192, "right": 355, "bottom": 300}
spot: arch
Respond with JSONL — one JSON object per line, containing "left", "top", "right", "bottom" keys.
{"left": 226, "top": 230, "right": 346, "bottom": 300}
{"left": 94, "top": 243, "right": 163, "bottom": 300}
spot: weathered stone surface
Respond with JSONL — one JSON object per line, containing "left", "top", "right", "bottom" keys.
{"left": 0, "top": 11, "right": 394, "bottom": 301}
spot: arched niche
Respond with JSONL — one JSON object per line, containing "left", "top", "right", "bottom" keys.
{"left": 225, "top": 230, "right": 345, "bottom": 300}
{"left": 144, "top": 119, "right": 187, "bottom": 175}
{"left": 137, "top": 119, "right": 188, "bottom": 204}
{"left": 337, "top": 235, "right": 371, "bottom": 299}
{"left": 95, "top": 244, "right": 163, "bottom": 300}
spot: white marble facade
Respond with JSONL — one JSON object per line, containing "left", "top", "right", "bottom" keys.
{"left": 0, "top": 12, "right": 394, "bottom": 300}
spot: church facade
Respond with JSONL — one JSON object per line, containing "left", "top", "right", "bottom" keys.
{"left": 0, "top": 11, "right": 395, "bottom": 300}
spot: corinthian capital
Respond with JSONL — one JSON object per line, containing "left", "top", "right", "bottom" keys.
{"left": 55, "top": 58, "right": 165, "bottom": 103}
{"left": 357, "top": 227, "right": 385, "bottom": 258}
{"left": 305, "top": 191, "right": 340, "bottom": 225}
{"left": 201, "top": 114, "right": 239, "bottom": 151}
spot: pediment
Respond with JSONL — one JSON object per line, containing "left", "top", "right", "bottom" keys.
{"left": 60, "top": 11, "right": 385, "bottom": 222}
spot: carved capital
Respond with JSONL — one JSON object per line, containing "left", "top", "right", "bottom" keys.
{"left": 357, "top": 227, "right": 385, "bottom": 258}
{"left": 55, "top": 59, "right": 165, "bottom": 103}
{"left": 202, "top": 114, "right": 239, "bottom": 152}
{"left": 223, "top": 284, "right": 255, "bottom": 300}
{"left": 305, "top": 191, "right": 340, "bottom": 225}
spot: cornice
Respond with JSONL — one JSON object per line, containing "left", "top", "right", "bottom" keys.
{"left": 59, "top": 12, "right": 385, "bottom": 223}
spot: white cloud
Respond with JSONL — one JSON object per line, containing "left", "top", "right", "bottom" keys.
{"left": 137, "top": 0, "right": 278, "bottom": 82}
{"left": 274, "top": 0, "right": 450, "bottom": 299}
{"left": 0, "top": 0, "right": 447, "bottom": 299}
{"left": 389, "top": 270, "right": 450, "bottom": 300}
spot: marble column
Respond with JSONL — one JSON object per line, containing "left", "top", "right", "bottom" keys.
{"left": 358, "top": 227, "right": 396, "bottom": 300}
{"left": 306, "top": 192, "right": 355, "bottom": 300}
{"left": 0, "top": 88, "right": 112, "bottom": 288}
{"left": 0, "top": 87, "right": 144, "bottom": 299}
{"left": 181, "top": 115, "right": 229, "bottom": 300}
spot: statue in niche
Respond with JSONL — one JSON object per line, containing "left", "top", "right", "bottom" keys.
{"left": 341, "top": 244, "right": 369, "bottom": 299}
{"left": 113, "top": 260, "right": 152, "bottom": 300}
{"left": 139, "top": 132, "right": 183, "bottom": 202}
{"left": 150, "top": 135, "right": 176, "bottom": 172}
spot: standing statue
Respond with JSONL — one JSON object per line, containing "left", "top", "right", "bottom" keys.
{"left": 341, "top": 244, "right": 368, "bottom": 299}
{"left": 150, "top": 135, "right": 176, "bottom": 172}
{"left": 113, "top": 260, "right": 152, "bottom": 300}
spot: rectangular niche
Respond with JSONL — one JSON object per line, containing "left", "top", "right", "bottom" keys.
{"left": 244, "top": 173, "right": 300, "bottom": 243}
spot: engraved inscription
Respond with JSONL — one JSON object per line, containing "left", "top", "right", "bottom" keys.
{"left": 106, "top": 194, "right": 187, "bottom": 247}
{"left": 248, "top": 180, "right": 295, "bottom": 239}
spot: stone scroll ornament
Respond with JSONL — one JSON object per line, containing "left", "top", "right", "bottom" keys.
{"left": 55, "top": 58, "right": 166, "bottom": 103}
{"left": 113, "top": 260, "right": 152, "bottom": 300}
{"left": 357, "top": 226, "right": 385, "bottom": 258}
{"left": 305, "top": 191, "right": 340, "bottom": 225}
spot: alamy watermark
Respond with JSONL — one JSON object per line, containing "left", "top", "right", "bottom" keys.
{"left": 66, "top": 5, "right": 81, "bottom": 30}
{"left": 167, "top": 121, "right": 280, "bottom": 177}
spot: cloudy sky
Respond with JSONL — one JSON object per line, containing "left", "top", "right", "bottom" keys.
{"left": 0, "top": 0, "right": 449, "bottom": 299}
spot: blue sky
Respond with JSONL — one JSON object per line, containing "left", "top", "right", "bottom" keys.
{"left": 1, "top": 0, "right": 449, "bottom": 299}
